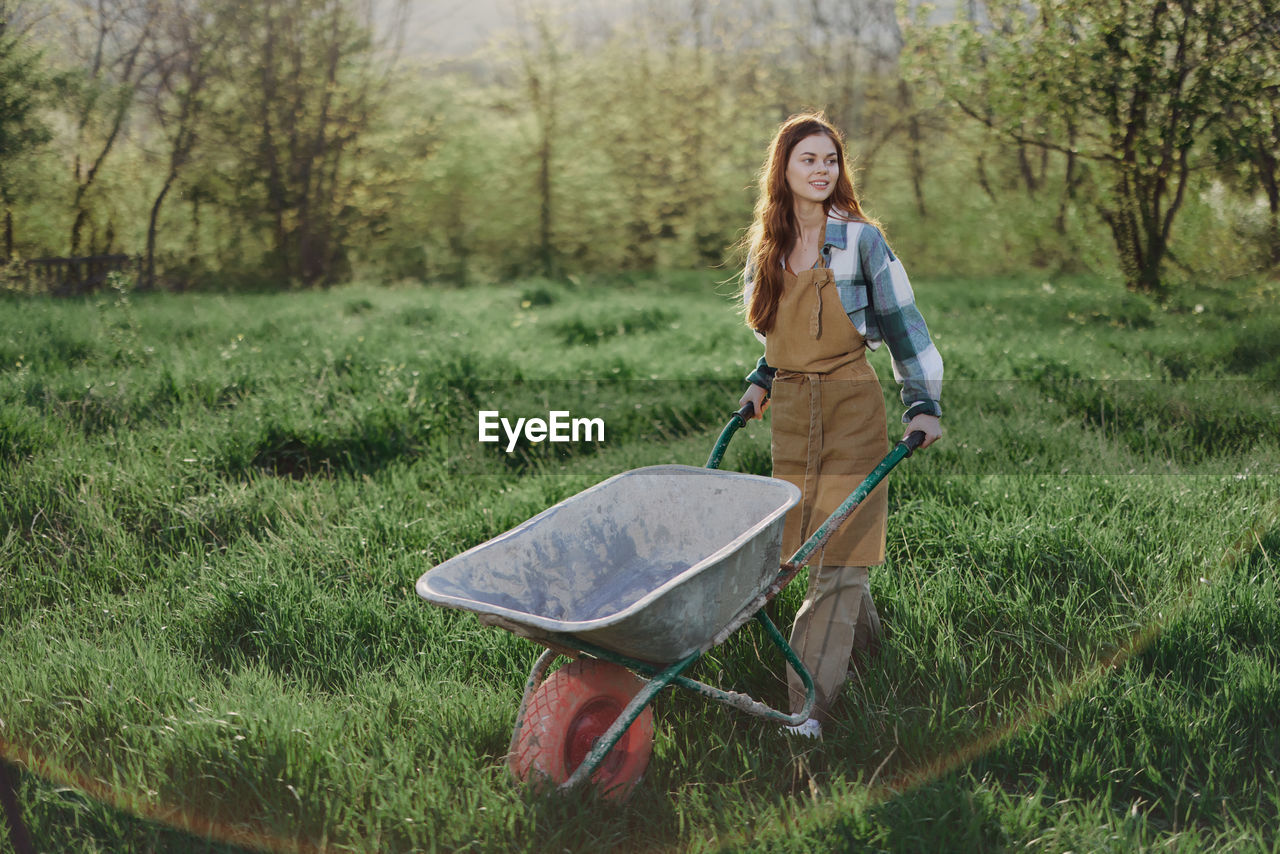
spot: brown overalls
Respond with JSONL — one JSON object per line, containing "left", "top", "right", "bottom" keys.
{"left": 766, "top": 263, "right": 889, "bottom": 715}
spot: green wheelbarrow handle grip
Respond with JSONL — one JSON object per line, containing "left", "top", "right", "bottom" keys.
{"left": 704, "top": 402, "right": 758, "bottom": 470}
{"left": 901, "top": 429, "right": 926, "bottom": 456}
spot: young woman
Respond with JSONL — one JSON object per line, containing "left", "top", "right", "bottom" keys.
{"left": 737, "top": 113, "right": 943, "bottom": 738}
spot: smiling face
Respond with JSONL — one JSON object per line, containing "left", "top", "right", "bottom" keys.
{"left": 785, "top": 133, "right": 839, "bottom": 206}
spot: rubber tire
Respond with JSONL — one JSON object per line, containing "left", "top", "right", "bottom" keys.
{"left": 509, "top": 659, "right": 654, "bottom": 801}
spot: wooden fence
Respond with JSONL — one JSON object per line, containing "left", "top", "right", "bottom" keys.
{"left": 5, "top": 254, "right": 141, "bottom": 296}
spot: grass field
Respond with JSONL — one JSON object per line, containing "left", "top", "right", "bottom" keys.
{"left": 1, "top": 270, "right": 1278, "bottom": 852}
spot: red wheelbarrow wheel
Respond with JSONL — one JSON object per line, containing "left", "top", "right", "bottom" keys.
{"left": 509, "top": 659, "right": 654, "bottom": 800}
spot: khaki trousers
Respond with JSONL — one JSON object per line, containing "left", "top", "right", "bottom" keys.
{"left": 787, "top": 563, "right": 882, "bottom": 716}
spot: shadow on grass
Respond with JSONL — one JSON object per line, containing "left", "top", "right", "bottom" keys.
{"left": 2, "top": 762, "right": 263, "bottom": 854}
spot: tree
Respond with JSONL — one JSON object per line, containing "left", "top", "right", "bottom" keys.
{"left": 505, "top": 0, "right": 568, "bottom": 278}
{"left": 1206, "top": 6, "right": 1280, "bottom": 268}
{"left": 0, "top": 8, "right": 53, "bottom": 259}
{"left": 790, "top": 0, "right": 916, "bottom": 180}
{"left": 910, "top": 0, "right": 1277, "bottom": 296}
{"left": 208, "top": 0, "right": 405, "bottom": 285}
{"left": 139, "top": 0, "right": 224, "bottom": 288}
{"left": 63, "top": 0, "right": 161, "bottom": 257}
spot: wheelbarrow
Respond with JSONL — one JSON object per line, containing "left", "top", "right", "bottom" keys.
{"left": 417, "top": 402, "right": 925, "bottom": 799}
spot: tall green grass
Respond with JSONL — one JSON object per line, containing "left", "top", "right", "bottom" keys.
{"left": 1, "top": 272, "right": 1277, "bottom": 852}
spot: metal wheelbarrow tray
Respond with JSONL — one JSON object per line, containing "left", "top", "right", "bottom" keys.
{"left": 417, "top": 464, "right": 801, "bottom": 664}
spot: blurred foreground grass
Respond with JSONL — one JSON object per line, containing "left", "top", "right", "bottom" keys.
{"left": 1, "top": 271, "right": 1277, "bottom": 852}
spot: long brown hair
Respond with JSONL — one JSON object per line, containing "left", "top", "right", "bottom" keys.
{"left": 743, "top": 112, "right": 876, "bottom": 334}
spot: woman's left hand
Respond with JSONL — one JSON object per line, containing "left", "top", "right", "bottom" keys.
{"left": 903, "top": 414, "right": 942, "bottom": 449}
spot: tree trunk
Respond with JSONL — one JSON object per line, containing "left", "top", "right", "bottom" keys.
{"left": 1261, "top": 156, "right": 1280, "bottom": 268}
{"left": 899, "top": 80, "right": 927, "bottom": 218}
{"left": 257, "top": 14, "right": 290, "bottom": 280}
{"left": 70, "top": 208, "right": 89, "bottom": 257}
{"left": 143, "top": 171, "right": 176, "bottom": 290}
{"left": 1017, "top": 144, "right": 1038, "bottom": 194}
{"left": 1271, "top": 214, "right": 1280, "bottom": 269}
{"left": 1103, "top": 179, "right": 1167, "bottom": 297}
{"left": 188, "top": 195, "right": 200, "bottom": 271}
{"left": 538, "top": 129, "right": 554, "bottom": 277}
{"left": 1055, "top": 122, "right": 1079, "bottom": 236}
{"left": 975, "top": 153, "right": 997, "bottom": 201}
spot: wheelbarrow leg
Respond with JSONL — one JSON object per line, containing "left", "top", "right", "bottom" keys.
{"left": 754, "top": 610, "right": 816, "bottom": 725}
{"left": 559, "top": 650, "right": 701, "bottom": 793}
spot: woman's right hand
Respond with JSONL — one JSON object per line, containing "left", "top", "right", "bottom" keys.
{"left": 738, "top": 383, "right": 770, "bottom": 420}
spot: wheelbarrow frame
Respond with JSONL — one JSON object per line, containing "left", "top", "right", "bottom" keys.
{"left": 499, "top": 402, "right": 926, "bottom": 793}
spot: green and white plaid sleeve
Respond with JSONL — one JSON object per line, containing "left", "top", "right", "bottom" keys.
{"left": 858, "top": 226, "right": 943, "bottom": 421}
{"left": 745, "top": 354, "right": 775, "bottom": 393}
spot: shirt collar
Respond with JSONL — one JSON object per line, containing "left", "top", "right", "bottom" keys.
{"left": 823, "top": 212, "right": 850, "bottom": 251}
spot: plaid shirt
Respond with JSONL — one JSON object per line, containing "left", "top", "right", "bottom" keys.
{"left": 744, "top": 216, "right": 944, "bottom": 422}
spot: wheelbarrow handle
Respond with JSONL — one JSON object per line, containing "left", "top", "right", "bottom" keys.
{"left": 901, "top": 429, "right": 926, "bottom": 456}
{"left": 784, "top": 429, "right": 927, "bottom": 569}
{"left": 705, "top": 402, "right": 758, "bottom": 469}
